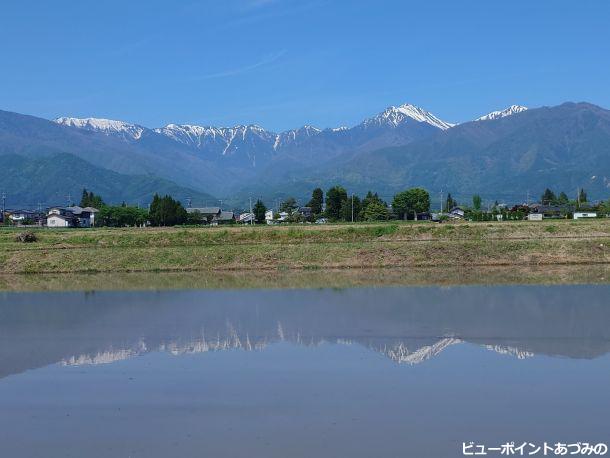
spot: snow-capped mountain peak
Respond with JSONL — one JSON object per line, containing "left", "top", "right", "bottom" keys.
{"left": 54, "top": 117, "right": 145, "bottom": 140}
{"left": 476, "top": 105, "right": 528, "bottom": 122}
{"left": 363, "top": 103, "right": 455, "bottom": 130}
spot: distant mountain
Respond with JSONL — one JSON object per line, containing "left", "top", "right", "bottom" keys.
{"left": 55, "top": 117, "right": 146, "bottom": 141}
{"left": 53, "top": 103, "right": 453, "bottom": 172}
{"left": 476, "top": 105, "right": 528, "bottom": 121}
{"left": 240, "top": 102, "right": 610, "bottom": 203}
{"left": 152, "top": 123, "right": 278, "bottom": 167}
{"left": 0, "top": 109, "right": 230, "bottom": 197}
{"left": 2, "top": 102, "right": 610, "bottom": 206}
{"left": 0, "top": 153, "right": 215, "bottom": 208}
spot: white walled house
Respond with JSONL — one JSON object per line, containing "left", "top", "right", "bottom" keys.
{"left": 265, "top": 210, "right": 290, "bottom": 224}
{"left": 47, "top": 214, "right": 73, "bottom": 227}
{"left": 238, "top": 212, "right": 255, "bottom": 224}
{"left": 265, "top": 209, "right": 275, "bottom": 224}
{"left": 573, "top": 212, "right": 597, "bottom": 220}
{"left": 448, "top": 207, "right": 465, "bottom": 219}
{"left": 46, "top": 206, "right": 99, "bottom": 228}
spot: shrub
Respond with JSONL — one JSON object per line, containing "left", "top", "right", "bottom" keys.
{"left": 15, "top": 231, "right": 37, "bottom": 243}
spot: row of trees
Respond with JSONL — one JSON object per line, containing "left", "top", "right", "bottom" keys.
{"left": 79, "top": 185, "right": 610, "bottom": 228}
{"left": 80, "top": 190, "right": 186, "bottom": 227}
{"left": 255, "top": 186, "right": 432, "bottom": 223}
{"left": 323, "top": 186, "right": 431, "bottom": 221}
{"left": 541, "top": 188, "right": 588, "bottom": 207}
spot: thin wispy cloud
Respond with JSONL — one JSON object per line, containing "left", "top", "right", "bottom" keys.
{"left": 192, "top": 49, "right": 287, "bottom": 81}
{"left": 242, "top": 0, "right": 281, "bottom": 10}
{"left": 214, "top": 0, "right": 323, "bottom": 31}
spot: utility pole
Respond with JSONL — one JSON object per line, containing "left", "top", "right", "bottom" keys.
{"left": 440, "top": 189, "right": 444, "bottom": 213}
{"left": 186, "top": 197, "right": 192, "bottom": 208}
{"left": 249, "top": 197, "right": 253, "bottom": 225}
{"left": 351, "top": 194, "right": 354, "bottom": 223}
{"left": 526, "top": 190, "right": 530, "bottom": 206}
{"left": 66, "top": 193, "right": 72, "bottom": 207}
{"left": 1, "top": 192, "right": 6, "bottom": 223}
{"left": 218, "top": 199, "right": 223, "bottom": 209}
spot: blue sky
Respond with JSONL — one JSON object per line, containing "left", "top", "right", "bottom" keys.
{"left": 1, "top": 0, "right": 609, "bottom": 131}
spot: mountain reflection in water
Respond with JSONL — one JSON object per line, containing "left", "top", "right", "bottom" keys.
{"left": 1, "top": 284, "right": 609, "bottom": 378}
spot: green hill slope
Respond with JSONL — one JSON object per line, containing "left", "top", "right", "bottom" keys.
{"left": 0, "top": 153, "right": 216, "bottom": 208}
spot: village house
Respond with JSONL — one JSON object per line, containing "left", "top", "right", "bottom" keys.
{"left": 448, "top": 207, "right": 465, "bottom": 219}
{"left": 415, "top": 212, "right": 432, "bottom": 221}
{"left": 238, "top": 212, "right": 255, "bottom": 224}
{"left": 7, "top": 209, "right": 46, "bottom": 226}
{"left": 526, "top": 213, "right": 543, "bottom": 221}
{"left": 47, "top": 206, "right": 98, "bottom": 228}
{"left": 211, "top": 211, "right": 235, "bottom": 226}
{"left": 573, "top": 212, "right": 597, "bottom": 220}
{"left": 528, "top": 204, "right": 569, "bottom": 219}
{"left": 297, "top": 206, "right": 313, "bottom": 219}
{"left": 187, "top": 207, "right": 235, "bottom": 225}
{"left": 265, "top": 210, "right": 290, "bottom": 224}
{"left": 186, "top": 207, "right": 220, "bottom": 224}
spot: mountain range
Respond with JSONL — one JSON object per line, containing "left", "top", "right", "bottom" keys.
{"left": 1, "top": 101, "right": 609, "bottom": 208}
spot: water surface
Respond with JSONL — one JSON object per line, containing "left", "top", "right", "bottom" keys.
{"left": 1, "top": 285, "right": 609, "bottom": 457}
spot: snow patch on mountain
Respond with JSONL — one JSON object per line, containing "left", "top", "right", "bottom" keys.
{"left": 154, "top": 124, "right": 234, "bottom": 148}
{"left": 274, "top": 125, "right": 322, "bottom": 149}
{"left": 476, "top": 105, "right": 528, "bottom": 122}
{"left": 54, "top": 117, "right": 145, "bottom": 140}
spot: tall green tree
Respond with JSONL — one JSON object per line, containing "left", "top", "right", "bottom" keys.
{"left": 361, "top": 191, "right": 385, "bottom": 209}
{"left": 392, "top": 188, "right": 431, "bottom": 220}
{"left": 186, "top": 210, "right": 205, "bottom": 225}
{"left": 325, "top": 186, "right": 348, "bottom": 220}
{"left": 79, "top": 188, "right": 104, "bottom": 208}
{"left": 98, "top": 205, "right": 148, "bottom": 227}
{"left": 445, "top": 193, "right": 457, "bottom": 211}
{"left": 363, "top": 201, "right": 389, "bottom": 221}
{"left": 253, "top": 199, "right": 267, "bottom": 224}
{"left": 541, "top": 188, "right": 557, "bottom": 205}
{"left": 279, "top": 197, "right": 297, "bottom": 213}
{"left": 578, "top": 188, "right": 588, "bottom": 206}
{"left": 472, "top": 194, "right": 482, "bottom": 211}
{"left": 149, "top": 194, "right": 187, "bottom": 226}
{"left": 558, "top": 192, "right": 569, "bottom": 205}
{"left": 308, "top": 188, "right": 324, "bottom": 215}
{"left": 360, "top": 191, "right": 387, "bottom": 220}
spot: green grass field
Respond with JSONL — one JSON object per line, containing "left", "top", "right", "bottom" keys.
{"left": 1, "top": 219, "right": 609, "bottom": 274}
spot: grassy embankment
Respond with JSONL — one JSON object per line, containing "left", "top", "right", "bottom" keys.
{"left": 0, "top": 219, "right": 609, "bottom": 275}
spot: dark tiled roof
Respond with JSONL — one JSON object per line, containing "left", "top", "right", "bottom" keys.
{"left": 187, "top": 207, "right": 221, "bottom": 215}
{"left": 218, "top": 211, "right": 234, "bottom": 221}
